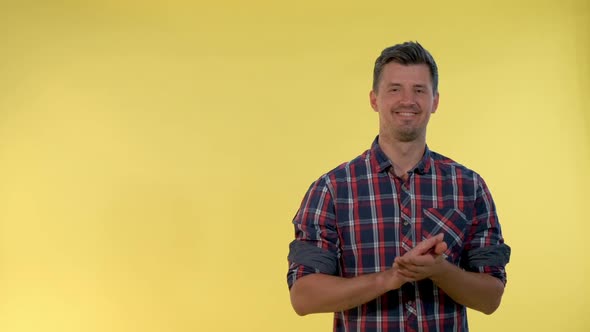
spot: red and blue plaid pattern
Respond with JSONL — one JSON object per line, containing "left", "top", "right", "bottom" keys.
{"left": 288, "top": 137, "right": 508, "bottom": 332}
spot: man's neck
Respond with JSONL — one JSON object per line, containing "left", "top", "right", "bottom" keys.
{"left": 378, "top": 135, "right": 426, "bottom": 180}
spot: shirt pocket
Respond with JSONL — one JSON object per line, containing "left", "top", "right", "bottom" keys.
{"left": 421, "top": 208, "right": 469, "bottom": 264}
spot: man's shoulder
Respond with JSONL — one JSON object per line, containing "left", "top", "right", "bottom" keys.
{"left": 317, "top": 148, "right": 373, "bottom": 183}
{"left": 429, "top": 149, "right": 480, "bottom": 178}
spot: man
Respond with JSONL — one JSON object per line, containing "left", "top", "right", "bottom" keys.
{"left": 286, "top": 41, "right": 510, "bottom": 331}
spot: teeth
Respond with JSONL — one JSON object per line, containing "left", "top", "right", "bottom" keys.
{"left": 399, "top": 112, "right": 415, "bottom": 116}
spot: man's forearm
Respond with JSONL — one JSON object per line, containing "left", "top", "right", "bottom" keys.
{"left": 430, "top": 261, "right": 505, "bottom": 315}
{"left": 289, "top": 270, "right": 403, "bottom": 316}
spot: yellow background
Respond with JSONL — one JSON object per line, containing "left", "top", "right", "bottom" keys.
{"left": 0, "top": 0, "right": 588, "bottom": 331}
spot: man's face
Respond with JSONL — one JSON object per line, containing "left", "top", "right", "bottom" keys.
{"left": 370, "top": 62, "right": 439, "bottom": 142}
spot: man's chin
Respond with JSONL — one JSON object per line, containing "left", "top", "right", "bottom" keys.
{"left": 395, "top": 131, "right": 420, "bottom": 142}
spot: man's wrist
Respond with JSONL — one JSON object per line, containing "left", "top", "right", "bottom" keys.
{"left": 430, "top": 259, "right": 454, "bottom": 284}
{"left": 376, "top": 267, "right": 403, "bottom": 292}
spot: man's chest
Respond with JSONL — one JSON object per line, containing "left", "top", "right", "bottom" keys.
{"left": 331, "top": 174, "right": 476, "bottom": 274}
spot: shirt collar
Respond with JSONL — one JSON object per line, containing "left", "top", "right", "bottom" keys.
{"left": 370, "top": 136, "right": 432, "bottom": 174}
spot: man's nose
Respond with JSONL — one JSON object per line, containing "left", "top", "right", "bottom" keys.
{"left": 399, "top": 90, "right": 417, "bottom": 106}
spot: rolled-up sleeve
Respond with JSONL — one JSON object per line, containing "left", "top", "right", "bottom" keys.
{"left": 287, "top": 176, "right": 340, "bottom": 289}
{"left": 462, "top": 175, "right": 511, "bottom": 284}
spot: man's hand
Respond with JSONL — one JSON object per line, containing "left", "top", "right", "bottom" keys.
{"left": 394, "top": 234, "right": 448, "bottom": 281}
{"left": 379, "top": 236, "right": 446, "bottom": 292}
{"left": 380, "top": 262, "right": 413, "bottom": 291}
{"left": 392, "top": 234, "right": 505, "bottom": 314}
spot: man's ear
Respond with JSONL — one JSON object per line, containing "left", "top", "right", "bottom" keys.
{"left": 369, "top": 90, "right": 378, "bottom": 112}
{"left": 432, "top": 92, "right": 440, "bottom": 114}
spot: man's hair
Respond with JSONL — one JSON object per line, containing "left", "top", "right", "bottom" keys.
{"left": 372, "top": 41, "right": 439, "bottom": 94}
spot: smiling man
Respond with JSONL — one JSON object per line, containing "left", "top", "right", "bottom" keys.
{"left": 287, "top": 41, "right": 511, "bottom": 331}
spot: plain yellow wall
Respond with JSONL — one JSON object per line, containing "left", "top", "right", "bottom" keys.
{"left": 0, "top": 1, "right": 588, "bottom": 331}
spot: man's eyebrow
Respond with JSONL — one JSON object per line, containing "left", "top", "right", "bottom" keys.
{"left": 385, "top": 83, "right": 429, "bottom": 89}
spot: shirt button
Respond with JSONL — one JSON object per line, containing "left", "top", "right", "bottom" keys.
{"left": 403, "top": 221, "right": 409, "bottom": 226}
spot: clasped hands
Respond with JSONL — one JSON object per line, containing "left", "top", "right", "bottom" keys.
{"left": 393, "top": 233, "right": 448, "bottom": 283}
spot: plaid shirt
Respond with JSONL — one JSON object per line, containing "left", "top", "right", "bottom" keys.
{"left": 287, "top": 137, "right": 509, "bottom": 332}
